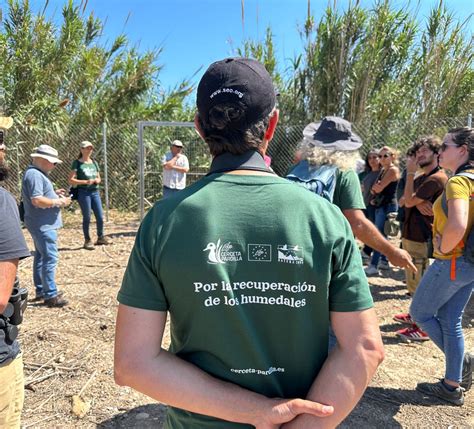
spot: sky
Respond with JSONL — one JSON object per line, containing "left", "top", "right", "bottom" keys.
{"left": 3, "top": 0, "right": 474, "bottom": 91}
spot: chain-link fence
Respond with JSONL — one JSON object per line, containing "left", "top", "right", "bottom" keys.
{"left": 2, "top": 115, "right": 471, "bottom": 217}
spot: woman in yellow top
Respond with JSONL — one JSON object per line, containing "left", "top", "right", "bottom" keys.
{"left": 410, "top": 127, "right": 474, "bottom": 406}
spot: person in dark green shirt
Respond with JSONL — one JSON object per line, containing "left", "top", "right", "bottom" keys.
{"left": 114, "top": 58, "right": 385, "bottom": 428}
{"left": 68, "top": 141, "right": 110, "bottom": 250}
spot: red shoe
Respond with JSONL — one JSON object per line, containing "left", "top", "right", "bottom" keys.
{"left": 396, "top": 325, "right": 430, "bottom": 341}
{"left": 393, "top": 312, "right": 413, "bottom": 325}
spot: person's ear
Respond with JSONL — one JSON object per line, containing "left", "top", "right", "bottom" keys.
{"left": 194, "top": 113, "right": 205, "bottom": 140}
{"left": 264, "top": 109, "right": 279, "bottom": 142}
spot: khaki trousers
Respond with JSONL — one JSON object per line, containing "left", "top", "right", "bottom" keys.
{"left": 402, "top": 238, "right": 430, "bottom": 295}
{"left": 0, "top": 354, "right": 24, "bottom": 429}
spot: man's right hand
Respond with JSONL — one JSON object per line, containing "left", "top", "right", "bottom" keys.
{"left": 60, "top": 196, "right": 72, "bottom": 207}
{"left": 387, "top": 247, "right": 417, "bottom": 272}
{"left": 256, "top": 398, "right": 333, "bottom": 429}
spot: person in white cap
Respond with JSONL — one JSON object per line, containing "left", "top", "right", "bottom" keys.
{"left": 21, "top": 145, "right": 70, "bottom": 307}
{"left": 68, "top": 141, "right": 109, "bottom": 250}
{"left": 161, "top": 140, "right": 189, "bottom": 198}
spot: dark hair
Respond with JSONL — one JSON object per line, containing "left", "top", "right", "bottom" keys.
{"left": 448, "top": 127, "right": 474, "bottom": 162}
{"left": 0, "top": 163, "right": 9, "bottom": 181}
{"left": 406, "top": 146, "right": 416, "bottom": 157}
{"left": 413, "top": 135, "right": 441, "bottom": 154}
{"left": 197, "top": 102, "right": 271, "bottom": 156}
{"left": 363, "top": 149, "right": 380, "bottom": 172}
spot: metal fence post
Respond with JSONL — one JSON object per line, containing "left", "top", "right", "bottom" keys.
{"left": 468, "top": 114, "right": 472, "bottom": 128}
{"left": 102, "top": 122, "right": 109, "bottom": 222}
{"left": 138, "top": 121, "right": 145, "bottom": 220}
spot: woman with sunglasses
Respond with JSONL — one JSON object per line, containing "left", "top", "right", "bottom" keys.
{"left": 359, "top": 149, "right": 381, "bottom": 263}
{"left": 365, "top": 146, "right": 400, "bottom": 275}
{"left": 68, "top": 141, "right": 109, "bottom": 250}
{"left": 410, "top": 127, "right": 474, "bottom": 405}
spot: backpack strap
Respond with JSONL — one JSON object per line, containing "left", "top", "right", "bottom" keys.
{"left": 441, "top": 172, "right": 474, "bottom": 216}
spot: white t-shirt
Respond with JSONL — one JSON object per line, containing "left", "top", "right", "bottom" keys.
{"left": 161, "top": 152, "right": 189, "bottom": 189}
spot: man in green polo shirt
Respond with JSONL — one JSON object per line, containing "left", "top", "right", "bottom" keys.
{"left": 114, "top": 57, "right": 384, "bottom": 428}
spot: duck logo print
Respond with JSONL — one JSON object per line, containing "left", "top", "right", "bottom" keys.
{"left": 277, "top": 244, "right": 304, "bottom": 265}
{"left": 203, "top": 239, "right": 242, "bottom": 264}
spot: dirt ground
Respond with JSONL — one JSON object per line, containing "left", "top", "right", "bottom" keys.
{"left": 16, "top": 211, "right": 473, "bottom": 428}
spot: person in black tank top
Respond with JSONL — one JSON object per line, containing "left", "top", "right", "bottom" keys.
{"left": 365, "top": 146, "right": 400, "bottom": 275}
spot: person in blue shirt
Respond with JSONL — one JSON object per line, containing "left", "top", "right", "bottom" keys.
{"left": 21, "top": 145, "right": 71, "bottom": 307}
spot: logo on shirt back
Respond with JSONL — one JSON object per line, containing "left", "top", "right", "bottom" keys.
{"left": 203, "top": 239, "right": 242, "bottom": 264}
{"left": 277, "top": 244, "right": 304, "bottom": 264}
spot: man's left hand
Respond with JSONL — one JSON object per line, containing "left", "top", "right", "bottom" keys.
{"left": 256, "top": 398, "right": 333, "bottom": 429}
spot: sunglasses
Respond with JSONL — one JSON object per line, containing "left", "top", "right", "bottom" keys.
{"left": 440, "top": 143, "right": 460, "bottom": 152}
{"left": 381, "top": 153, "right": 392, "bottom": 158}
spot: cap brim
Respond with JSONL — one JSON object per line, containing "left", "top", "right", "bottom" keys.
{"left": 31, "top": 153, "right": 62, "bottom": 164}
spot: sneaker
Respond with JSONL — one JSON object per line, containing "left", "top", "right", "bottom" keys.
{"left": 393, "top": 312, "right": 413, "bottom": 325}
{"left": 83, "top": 239, "right": 94, "bottom": 250}
{"left": 378, "top": 260, "right": 390, "bottom": 270}
{"left": 95, "top": 236, "right": 110, "bottom": 246}
{"left": 364, "top": 265, "right": 379, "bottom": 276}
{"left": 44, "top": 296, "right": 69, "bottom": 308}
{"left": 461, "top": 353, "right": 473, "bottom": 391}
{"left": 396, "top": 325, "right": 430, "bottom": 341}
{"left": 416, "top": 380, "right": 464, "bottom": 406}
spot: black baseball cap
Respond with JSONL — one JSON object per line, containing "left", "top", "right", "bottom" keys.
{"left": 197, "top": 57, "right": 277, "bottom": 128}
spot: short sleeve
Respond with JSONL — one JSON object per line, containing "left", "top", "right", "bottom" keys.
{"left": 333, "top": 169, "right": 366, "bottom": 210}
{"left": 71, "top": 160, "right": 78, "bottom": 171}
{"left": 329, "top": 216, "right": 374, "bottom": 312}
{"left": 118, "top": 213, "right": 168, "bottom": 311}
{"left": 416, "top": 176, "right": 444, "bottom": 201}
{"left": 0, "top": 191, "right": 30, "bottom": 261}
{"left": 23, "top": 170, "right": 44, "bottom": 199}
{"left": 182, "top": 155, "right": 189, "bottom": 169}
{"left": 446, "top": 176, "right": 471, "bottom": 201}
{"left": 161, "top": 154, "right": 168, "bottom": 165}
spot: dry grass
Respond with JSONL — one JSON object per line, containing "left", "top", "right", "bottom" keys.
{"left": 16, "top": 211, "right": 473, "bottom": 428}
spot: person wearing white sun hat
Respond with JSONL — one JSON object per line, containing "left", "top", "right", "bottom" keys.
{"left": 21, "top": 144, "right": 70, "bottom": 308}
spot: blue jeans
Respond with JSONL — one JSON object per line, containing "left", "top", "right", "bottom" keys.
{"left": 162, "top": 186, "right": 181, "bottom": 199}
{"left": 362, "top": 205, "right": 376, "bottom": 256}
{"left": 410, "top": 257, "right": 474, "bottom": 383}
{"left": 28, "top": 228, "right": 59, "bottom": 299}
{"left": 369, "top": 203, "right": 397, "bottom": 267}
{"left": 77, "top": 189, "right": 104, "bottom": 240}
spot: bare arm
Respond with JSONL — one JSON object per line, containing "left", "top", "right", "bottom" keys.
{"left": 436, "top": 198, "right": 469, "bottom": 254}
{"left": 283, "top": 309, "right": 384, "bottom": 428}
{"left": 343, "top": 209, "right": 416, "bottom": 271}
{"left": 403, "top": 173, "right": 425, "bottom": 208}
{"left": 31, "top": 196, "right": 71, "bottom": 209}
{"left": 0, "top": 259, "right": 18, "bottom": 314}
{"left": 114, "top": 305, "right": 333, "bottom": 428}
{"left": 172, "top": 164, "right": 189, "bottom": 173}
{"left": 371, "top": 167, "right": 399, "bottom": 194}
{"left": 162, "top": 156, "right": 178, "bottom": 170}
{"left": 68, "top": 170, "right": 97, "bottom": 186}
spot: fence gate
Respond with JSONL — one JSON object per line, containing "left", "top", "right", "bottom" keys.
{"left": 137, "top": 121, "right": 211, "bottom": 219}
